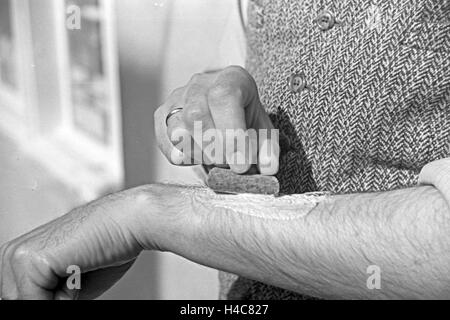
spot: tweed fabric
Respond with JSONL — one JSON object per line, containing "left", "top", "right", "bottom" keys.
{"left": 220, "top": 0, "right": 450, "bottom": 300}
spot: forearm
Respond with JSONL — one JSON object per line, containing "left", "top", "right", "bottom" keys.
{"left": 141, "top": 184, "right": 450, "bottom": 299}
{"left": 4, "top": 182, "right": 449, "bottom": 300}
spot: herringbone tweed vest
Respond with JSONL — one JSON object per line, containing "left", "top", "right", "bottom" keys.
{"left": 219, "top": 0, "right": 450, "bottom": 300}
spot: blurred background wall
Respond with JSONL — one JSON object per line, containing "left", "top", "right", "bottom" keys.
{"left": 0, "top": 0, "right": 246, "bottom": 299}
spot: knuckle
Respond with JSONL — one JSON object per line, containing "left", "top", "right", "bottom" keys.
{"left": 185, "top": 82, "right": 205, "bottom": 99}
{"left": 183, "top": 102, "right": 206, "bottom": 123}
{"left": 208, "top": 83, "right": 242, "bottom": 104}
{"left": 223, "top": 66, "right": 256, "bottom": 89}
{"left": 164, "top": 87, "right": 185, "bottom": 109}
{"left": 208, "top": 83, "right": 233, "bottom": 100}
{"left": 189, "top": 73, "right": 204, "bottom": 84}
{"left": 224, "top": 65, "right": 247, "bottom": 76}
{"left": 171, "top": 87, "right": 185, "bottom": 98}
{"left": 10, "top": 244, "right": 32, "bottom": 265}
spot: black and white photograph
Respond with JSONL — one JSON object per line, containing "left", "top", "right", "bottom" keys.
{"left": 0, "top": 0, "right": 450, "bottom": 309}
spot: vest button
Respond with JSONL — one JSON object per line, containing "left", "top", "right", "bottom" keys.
{"left": 315, "top": 10, "right": 336, "bottom": 31}
{"left": 288, "top": 73, "right": 307, "bottom": 93}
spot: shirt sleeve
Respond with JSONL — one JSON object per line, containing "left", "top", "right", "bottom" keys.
{"left": 419, "top": 158, "right": 450, "bottom": 205}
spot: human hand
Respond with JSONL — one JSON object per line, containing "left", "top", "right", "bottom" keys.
{"left": 154, "top": 66, "right": 279, "bottom": 175}
{"left": 0, "top": 188, "right": 150, "bottom": 300}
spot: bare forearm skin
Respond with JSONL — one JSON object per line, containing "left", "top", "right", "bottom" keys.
{"left": 138, "top": 184, "right": 450, "bottom": 299}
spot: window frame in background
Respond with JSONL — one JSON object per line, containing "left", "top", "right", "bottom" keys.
{"left": 0, "top": 0, "right": 36, "bottom": 136}
{"left": 52, "top": 0, "right": 124, "bottom": 199}
{"left": 0, "top": 0, "right": 123, "bottom": 202}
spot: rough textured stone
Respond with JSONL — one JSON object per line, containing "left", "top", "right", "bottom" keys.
{"left": 207, "top": 167, "right": 280, "bottom": 195}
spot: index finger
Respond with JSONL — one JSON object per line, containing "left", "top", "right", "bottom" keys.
{"left": 207, "top": 66, "right": 258, "bottom": 174}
